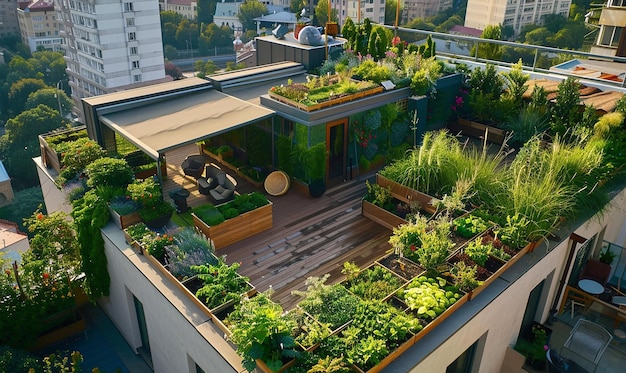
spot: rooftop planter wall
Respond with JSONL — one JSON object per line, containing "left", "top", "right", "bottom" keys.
{"left": 39, "top": 126, "right": 88, "bottom": 172}
{"left": 448, "top": 117, "right": 508, "bottom": 145}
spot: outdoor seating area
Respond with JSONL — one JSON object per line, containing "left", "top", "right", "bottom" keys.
{"left": 181, "top": 154, "right": 206, "bottom": 179}
{"left": 560, "top": 319, "right": 612, "bottom": 372}
{"left": 197, "top": 164, "right": 237, "bottom": 204}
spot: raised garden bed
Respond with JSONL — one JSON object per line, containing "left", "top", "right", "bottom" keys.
{"left": 192, "top": 201, "right": 273, "bottom": 249}
{"left": 38, "top": 126, "right": 88, "bottom": 173}
{"left": 448, "top": 117, "right": 508, "bottom": 145}
{"left": 268, "top": 83, "right": 383, "bottom": 112}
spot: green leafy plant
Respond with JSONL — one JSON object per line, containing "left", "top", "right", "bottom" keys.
{"left": 400, "top": 276, "right": 462, "bottom": 320}
{"left": 463, "top": 239, "right": 493, "bottom": 267}
{"left": 341, "top": 263, "right": 404, "bottom": 301}
{"left": 599, "top": 246, "right": 617, "bottom": 265}
{"left": 192, "top": 260, "right": 251, "bottom": 309}
{"left": 84, "top": 157, "right": 134, "bottom": 188}
{"left": 226, "top": 290, "right": 299, "bottom": 372}
{"left": 109, "top": 196, "right": 140, "bottom": 215}
{"left": 124, "top": 222, "right": 151, "bottom": 243}
{"left": 389, "top": 216, "right": 454, "bottom": 270}
{"left": 449, "top": 261, "right": 482, "bottom": 292}
{"left": 453, "top": 214, "right": 489, "bottom": 239}
{"left": 293, "top": 275, "right": 360, "bottom": 330}
{"left": 142, "top": 232, "right": 174, "bottom": 260}
{"left": 364, "top": 180, "right": 391, "bottom": 208}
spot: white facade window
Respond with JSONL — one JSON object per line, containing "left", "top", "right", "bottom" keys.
{"left": 130, "top": 46, "right": 138, "bottom": 55}
{"left": 133, "top": 74, "right": 142, "bottom": 82}
{"left": 132, "top": 60, "right": 140, "bottom": 68}
{"left": 127, "top": 18, "right": 135, "bottom": 26}
{"left": 128, "top": 32, "right": 136, "bottom": 41}
{"left": 124, "top": 2, "right": 134, "bottom": 12}
{"left": 599, "top": 26, "right": 623, "bottom": 47}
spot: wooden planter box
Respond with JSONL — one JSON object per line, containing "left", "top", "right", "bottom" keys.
{"left": 38, "top": 126, "right": 88, "bottom": 173}
{"left": 108, "top": 205, "right": 141, "bottom": 230}
{"left": 255, "top": 358, "right": 295, "bottom": 373}
{"left": 268, "top": 86, "right": 384, "bottom": 112}
{"left": 192, "top": 202, "right": 273, "bottom": 249}
{"left": 463, "top": 239, "right": 534, "bottom": 301}
{"left": 32, "top": 308, "right": 86, "bottom": 351}
{"left": 375, "top": 174, "right": 438, "bottom": 215}
{"left": 449, "top": 117, "right": 508, "bottom": 145}
{"left": 134, "top": 162, "right": 167, "bottom": 179}
{"left": 361, "top": 199, "right": 407, "bottom": 230}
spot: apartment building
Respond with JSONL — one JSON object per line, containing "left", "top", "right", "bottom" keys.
{"left": 158, "top": 0, "right": 196, "bottom": 20}
{"left": 213, "top": 1, "right": 242, "bottom": 31}
{"left": 465, "top": 0, "right": 571, "bottom": 36}
{"left": 55, "top": 0, "right": 169, "bottom": 122}
{"left": 17, "top": 0, "right": 62, "bottom": 52}
{"left": 0, "top": 0, "right": 20, "bottom": 37}
{"left": 402, "top": 0, "right": 453, "bottom": 22}
{"left": 590, "top": 0, "right": 626, "bottom": 57}
{"left": 331, "top": 0, "right": 385, "bottom": 27}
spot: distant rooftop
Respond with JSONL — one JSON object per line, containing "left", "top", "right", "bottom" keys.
{"left": 0, "top": 161, "right": 9, "bottom": 182}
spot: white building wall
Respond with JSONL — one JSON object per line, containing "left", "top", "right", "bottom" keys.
{"left": 100, "top": 224, "right": 243, "bottom": 373}
{"left": 34, "top": 157, "right": 73, "bottom": 216}
{"left": 465, "top": 0, "right": 572, "bottom": 35}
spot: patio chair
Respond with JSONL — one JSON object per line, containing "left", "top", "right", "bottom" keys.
{"left": 560, "top": 319, "right": 612, "bottom": 372}
{"left": 181, "top": 155, "right": 205, "bottom": 179}
{"left": 579, "top": 259, "right": 611, "bottom": 286}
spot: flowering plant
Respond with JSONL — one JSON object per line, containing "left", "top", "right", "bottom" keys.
{"left": 127, "top": 178, "right": 162, "bottom": 208}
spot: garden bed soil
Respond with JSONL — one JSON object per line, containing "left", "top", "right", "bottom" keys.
{"left": 484, "top": 256, "right": 505, "bottom": 274}
{"left": 376, "top": 253, "right": 425, "bottom": 281}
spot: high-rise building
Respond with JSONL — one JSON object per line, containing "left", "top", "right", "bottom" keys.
{"left": 331, "top": 0, "right": 385, "bottom": 27}
{"left": 158, "top": 0, "right": 197, "bottom": 20}
{"left": 55, "top": 0, "right": 169, "bottom": 122}
{"left": 402, "top": 0, "right": 453, "bottom": 23}
{"left": 0, "top": 0, "right": 20, "bottom": 37}
{"left": 464, "top": 0, "right": 571, "bottom": 36}
{"left": 17, "top": 0, "right": 63, "bottom": 52}
{"left": 591, "top": 0, "right": 626, "bottom": 57}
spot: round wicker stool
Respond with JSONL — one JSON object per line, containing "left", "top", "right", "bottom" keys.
{"left": 264, "top": 170, "right": 290, "bottom": 196}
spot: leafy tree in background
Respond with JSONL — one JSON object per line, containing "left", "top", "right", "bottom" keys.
{"left": 290, "top": 0, "right": 306, "bottom": 13}
{"left": 176, "top": 18, "right": 199, "bottom": 50}
{"left": 25, "top": 87, "right": 73, "bottom": 114}
{"left": 197, "top": 0, "right": 217, "bottom": 25}
{"left": 160, "top": 11, "right": 183, "bottom": 47}
{"left": 29, "top": 50, "right": 66, "bottom": 87}
{"left": 385, "top": 0, "right": 402, "bottom": 25}
{"left": 202, "top": 23, "right": 234, "bottom": 50}
{"left": 8, "top": 78, "right": 47, "bottom": 116}
{"left": 164, "top": 44, "right": 178, "bottom": 60}
{"left": 472, "top": 24, "right": 503, "bottom": 61}
{"left": 314, "top": 0, "right": 338, "bottom": 26}
{"left": 0, "top": 187, "right": 44, "bottom": 234}
{"left": 238, "top": 0, "right": 267, "bottom": 32}
{"left": 0, "top": 105, "right": 67, "bottom": 188}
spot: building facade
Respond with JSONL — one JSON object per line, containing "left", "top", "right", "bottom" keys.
{"left": 55, "top": 0, "right": 168, "bottom": 122}
{"left": 0, "top": 0, "right": 20, "bottom": 37}
{"left": 402, "top": 0, "right": 453, "bottom": 23}
{"left": 590, "top": 0, "right": 626, "bottom": 57}
{"left": 158, "top": 0, "right": 196, "bottom": 20}
{"left": 331, "top": 0, "right": 385, "bottom": 28}
{"left": 17, "top": 0, "right": 63, "bottom": 52}
{"left": 213, "top": 1, "right": 242, "bottom": 32}
{"left": 465, "top": 0, "right": 571, "bottom": 36}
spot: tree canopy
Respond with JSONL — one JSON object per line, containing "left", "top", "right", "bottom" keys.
{"left": 238, "top": 0, "right": 267, "bottom": 32}
{"left": 25, "top": 87, "right": 73, "bottom": 115}
{"left": 314, "top": 0, "right": 339, "bottom": 26}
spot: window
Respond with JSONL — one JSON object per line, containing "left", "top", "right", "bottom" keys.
{"left": 130, "top": 46, "right": 138, "bottom": 55}
{"left": 124, "top": 2, "right": 133, "bottom": 12}
{"left": 128, "top": 32, "right": 136, "bottom": 41}
{"left": 599, "top": 26, "right": 623, "bottom": 47}
{"left": 126, "top": 18, "right": 134, "bottom": 26}
{"left": 132, "top": 60, "right": 140, "bottom": 69}
{"left": 133, "top": 295, "right": 152, "bottom": 366}
{"left": 133, "top": 74, "right": 142, "bottom": 82}
{"left": 447, "top": 338, "right": 480, "bottom": 373}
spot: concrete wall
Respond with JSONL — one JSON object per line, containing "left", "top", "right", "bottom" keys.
{"left": 34, "top": 157, "right": 73, "bottom": 215}
{"left": 100, "top": 224, "right": 243, "bottom": 373}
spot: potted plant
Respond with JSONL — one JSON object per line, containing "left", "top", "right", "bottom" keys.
{"left": 599, "top": 246, "right": 617, "bottom": 265}
{"left": 514, "top": 324, "right": 549, "bottom": 370}
{"left": 127, "top": 178, "right": 175, "bottom": 228}
{"left": 108, "top": 196, "right": 141, "bottom": 229}
{"left": 191, "top": 260, "right": 254, "bottom": 311}
{"left": 294, "top": 143, "right": 327, "bottom": 197}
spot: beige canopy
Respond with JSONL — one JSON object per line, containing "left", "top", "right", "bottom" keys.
{"left": 99, "top": 89, "right": 275, "bottom": 159}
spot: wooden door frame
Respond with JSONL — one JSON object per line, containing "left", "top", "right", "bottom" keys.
{"left": 326, "top": 118, "right": 348, "bottom": 185}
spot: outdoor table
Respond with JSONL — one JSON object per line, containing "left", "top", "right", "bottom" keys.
{"left": 578, "top": 279, "right": 604, "bottom": 296}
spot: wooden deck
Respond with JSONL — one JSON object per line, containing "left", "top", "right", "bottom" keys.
{"left": 161, "top": 145, "right": 393, "bottom": 310}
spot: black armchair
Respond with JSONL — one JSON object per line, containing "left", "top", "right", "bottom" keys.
{"left": 181, "top": 155, "right": 205, "bottom": 179}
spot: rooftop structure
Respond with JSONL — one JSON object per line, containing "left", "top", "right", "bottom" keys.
{"left": 158, "top": 0, "right": 197, "bottom": 20}
{"left": 590, "top": 0, "right": 626, "bottom": 57}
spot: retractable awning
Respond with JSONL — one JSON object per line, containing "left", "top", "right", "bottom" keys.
{"left": 99, "top": 89, "right": 275, "bottom": 159}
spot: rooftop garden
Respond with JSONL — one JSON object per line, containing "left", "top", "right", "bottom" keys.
{"left": 8, "top": 15, "right": 626, "bottom": 373}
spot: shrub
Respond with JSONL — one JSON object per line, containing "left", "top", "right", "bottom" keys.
{"left": 195, "top": 204, "right": 225, "bottom": 226}
{"left": 85, "top": 157, "right": 134, "bottom": 188}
